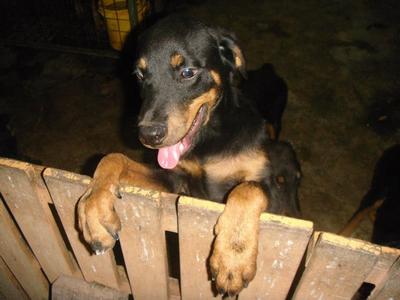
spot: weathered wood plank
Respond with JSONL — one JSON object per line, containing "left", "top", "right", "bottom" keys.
{"left": 52, "top": 275, "right": 129, "bottom": 300}
{"left": 0, "top": 257, "right": 28, "bottom": 300}
{"left": 0, "top": 158, "right": 79, "bottom": 282}
{"left": 293, "top": 233, "right": 382, "bottom": 299}
{"left": 161, "top": 192, "right": 179, "bottom": 233}
{"left": 373, "top": 256, "right": 400, "bottom": 300}
{"left": 114, "top": 186, "right": 170, "bottom": 300}
{"left": 178, "top": 196, "right": 223, "bottom": 300}
{"left": 178, "top": 196, "right": 313, "bottom": 300}
{"left": 240, "top": 213, "right": 313, "bottom": 299}
{"left": 366, "top": 246, "right": 400, "bottom": 297}
{"left": 43, "top": 168, "right": 128, "bottom": 292}
{"left": 0, "top": 199, "right": 49, "bottom": 299}
{"left": 169, "top": 277, "right": 181, "bottom": 300}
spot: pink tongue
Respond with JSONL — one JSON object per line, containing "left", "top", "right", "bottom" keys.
{"left": 157, "top": 140, "right": 188, "bottom": 169}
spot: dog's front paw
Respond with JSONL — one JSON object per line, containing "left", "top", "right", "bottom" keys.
{"left": 77, "top": 186, "right": 121, "bottom": 254}
{"left": 209, "top": 214, "right": 259, "bottom": 297}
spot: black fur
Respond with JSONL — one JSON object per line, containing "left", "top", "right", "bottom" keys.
{"left": 134, "top": 15, "right": 300, "bottom": 216}
{"left": 241, "top": 63, "right": 288, "bottom": 139}
{"left": 356, "top": 144, "right": 400, "bottom": 248}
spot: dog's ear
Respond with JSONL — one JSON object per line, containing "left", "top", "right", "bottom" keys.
{"left": 211, "top": 28, "right": 247, "bottom": 79}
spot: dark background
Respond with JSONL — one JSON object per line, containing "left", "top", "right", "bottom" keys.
{"left": 1, "top": 0, "right": 399, "bottom": 240}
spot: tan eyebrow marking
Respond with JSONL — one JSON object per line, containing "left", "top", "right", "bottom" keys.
{"left": 170, "top": 53, "right": 184, "bottom": 68}
{"left": 137, "top": 57, "right": 147, "bottom": 70}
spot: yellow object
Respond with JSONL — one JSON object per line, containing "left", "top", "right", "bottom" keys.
{"left": 98, "top": 0, "right": 131, "bottom": 51}
{"left": 135, "top": 0, "right": 151, "bottom": 24}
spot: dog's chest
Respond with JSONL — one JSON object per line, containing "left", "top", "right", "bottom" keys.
{"left": 178, "top": 150, "right": 268, "bottom": 200}
{"left": 203, "top": 151, "right": 267, "bottom": 182}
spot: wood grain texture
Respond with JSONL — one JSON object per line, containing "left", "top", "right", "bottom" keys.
{"left": 0, "top": 158, "right": 79, "bottom": 282}
{"left": 43, "top": 167, "right": 128, "bottom": 292}
{"left": 293, "top": 233, "right": 384, "bottom": 299}
{"left": 0, "top": 257, "right": 28, "bottom": 300}
{"left": 52, "top": 275, "right": 129, "bottom": 300}
{"left": 115, "top": 186, "right": 170, "bottom": 299}
{"left": 0, "top": 199, "right": 49, "bottom": 299}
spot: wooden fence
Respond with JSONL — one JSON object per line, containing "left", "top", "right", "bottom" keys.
{"left": 0, "top": 157, "right": 399, "bottom": 299}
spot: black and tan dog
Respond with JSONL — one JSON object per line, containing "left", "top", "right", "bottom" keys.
{"left": 340, "top": 144, "right": 400, "bottom": 248}
{"left": 78, "top": 15, "right": 300, "bottom": 296}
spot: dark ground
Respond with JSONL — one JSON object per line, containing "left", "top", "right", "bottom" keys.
{"left": 1, "top": 0, "right": 399, "bottom": 241}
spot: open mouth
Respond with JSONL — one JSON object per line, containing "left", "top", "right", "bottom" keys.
{"left": 157, "top": 104, "right": 207, "bottom": 169}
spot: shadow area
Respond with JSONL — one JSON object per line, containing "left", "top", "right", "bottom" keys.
{"left": 240, "top": 63, "right": 288, "bottom": 140}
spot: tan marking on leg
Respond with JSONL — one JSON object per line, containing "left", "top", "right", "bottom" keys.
{"left": 210, "top": 182, "right": 268, "bottom": 296}
{"left": 77, "top": 153, "right": 169, "bottom": 253}
{"left": 78, "top": 186, "right": 120, "bottom": 252}
{"left": 170, "top": 53, "right": 184, "bottom": 68}
{"left": 205, "top": 150, "right": 268, "bottom": 183}
{"left": 120, "top": 163, "right": 169, "bottom": 192}
{"left": 178, "top": 158, "right": 203, "bottom": 178}
{"left": 339, "top": 198, "right": 385, "bottom": 237}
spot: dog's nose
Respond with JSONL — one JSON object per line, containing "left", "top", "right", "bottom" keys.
{"left": 138, "top": 123, "right": 167, "bottom": 146}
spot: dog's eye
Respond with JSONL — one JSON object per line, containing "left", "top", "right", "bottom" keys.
{"left": 181, "top": 68, "right": 197, "bottom": 79}
{"left": 133, "top": 69, "right": 144, "bottom": 81}
{"left": 276, "top": 176, "right": 285, "bottom": 185}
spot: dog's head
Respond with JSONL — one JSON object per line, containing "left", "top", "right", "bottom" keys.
{"left": 133, "top": 15, "right": 246, "bottom": 169}
{"left": 265, "top": 141, "right": 302, "bottom": 217}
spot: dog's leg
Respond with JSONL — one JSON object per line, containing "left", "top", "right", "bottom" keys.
{"left": 77, "top": 153, "right": 169, "bottom": 254}
{"left": 339, "top": 198, "right": 384, "bottom": 237}
{"left": 209, "top": 182, "right": 268, "bottom": 296}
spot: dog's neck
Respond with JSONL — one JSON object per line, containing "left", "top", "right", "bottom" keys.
{"left": 190, "top": 86, "right": 266, "bottom": 159}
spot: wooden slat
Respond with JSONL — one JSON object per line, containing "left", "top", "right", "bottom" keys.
{"left": 178, "top": 196, "right": 223, "bottom": 300}
{"left": 43, "top": 168, "right": 128, "bottom": 292}
{"left": 0, "top": 199, "right": 49, "bottom": 299}
{"left": 161, "top": 192, "right": 179, "bottom": 233}
{"left": 293, "top": 233, "right": 383, "bottom": 299}
{"left": 169, "top": 277, "right": 181, "bottom": 300}
{"left": 0, "top": 257, "right": 28, "bottom": 300}
{"left": 114, "top": 186, "right": 170, "bottom": 300}
{"left": 373, "top": 256, "right": 400, "bottom": 299}
{"left": 178, "top": 196, "right": 313, "bottom": 299}
{"left": 366, "top": 246, "right": 400, "bottom": 297}
{"left": 239, "top": 213, "right": 313, "bottom": 299}
{"left": 52, "top": 275, "right": 129, "bottom": 300}
{"left": 0, "top": 158, "right": 80, "bottom": 282}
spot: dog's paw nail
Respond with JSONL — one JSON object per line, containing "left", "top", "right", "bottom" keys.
{"left": 243, "top": 280, "right": 249, "bottom": 288}
{"left": 217, "top": 287, "right": 226, "bottom": 295}
{"left": 228, "top": 291, "right": 236, "bottom": 298}
{"left": 111, "top": 232, "right": 119, "bottom": 240}
{"left": 95, "top": 249, "right": 105, "bottom": 256}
